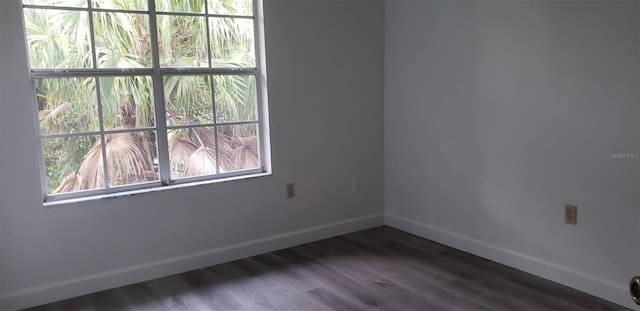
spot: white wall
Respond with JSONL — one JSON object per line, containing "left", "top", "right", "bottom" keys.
{"left": 0, "top": 0, "right": 385, "bottom": 309}
{"left": 4, "top": 0, "right": 639, "bottom": 309}
{"left": 385, "top": 1, "right": 639, "bottom": 308}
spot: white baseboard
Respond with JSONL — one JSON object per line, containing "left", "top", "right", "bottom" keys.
{"left": 384, "top": 212, "right": 634, "bottom": 309}
{"left": 0, "top": 213, "right": 384, "bottom": 311}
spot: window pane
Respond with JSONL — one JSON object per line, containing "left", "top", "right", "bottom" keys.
{"left": 214, "top": 75, "right": 256, "bottom": 123}
{"left": 164, "top": 75, "right": 213, "bottom": 126}
{"left": 24, "top": 9, "right": 93, "bottom": 69}
{"left": 218, "top": 123, "right": 259, "bottom": 172}
{"left": 23, "top": 0, "right": 87, "bottom": 7}
{"left": 36, "top": 77, "right": 99, "bottom": 135}
{"left": 208, "top": 0, "right": 252, "bottom": 16}
{"left": 99, "top": 76, "right": 155, "bottom": 129}
{"left": 91, "top": 0, "right": 148, "bottom": 11}
{"left": 93, "top": 12, "right": 151, "bottom": 68}
{"left": 43, "top": 135, "right": 103, "bottom": 194}
{"left": 105, "top": 131, "right": 159, "bottom": 186}
{"left": 155, "top": 0, "right": 205, "bottom": 13}
{"left": 168, "top": 127, "right": 218, "bottom": 178}
{"left": 209, "top": 18, "right": 255, "bottom": 67}
{"left": 157, "top": 15, "right": 208, "bottom": 68}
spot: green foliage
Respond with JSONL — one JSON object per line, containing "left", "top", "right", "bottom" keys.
{"left": 43, "top": 136, "right": 96, "bottom": 192}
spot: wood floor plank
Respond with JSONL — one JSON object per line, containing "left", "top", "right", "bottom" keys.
{"left": 306, "top": 287, "right": 364, "bottom": 311}
{"left": 296, "top": 243, "right": 450, "bottom": 309}
{"left": 261, "top": 251, "right": 371, "bottom": 310}
{"left": 23, "top": 226, "right": 630, "bottom": 311}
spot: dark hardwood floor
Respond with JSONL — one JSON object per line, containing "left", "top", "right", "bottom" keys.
{"left": 26, "top": 226, "right": 629, "bottom": 310}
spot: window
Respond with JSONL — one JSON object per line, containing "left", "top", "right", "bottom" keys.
{"left": 22, "top": 0, "right": 268, "bottom": 201}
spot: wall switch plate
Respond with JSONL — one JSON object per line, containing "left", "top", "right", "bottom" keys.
{"left": 564, "top": 204, "right": 577, "bottom": 225}
{"left": 286, "top": 183, "right": 295, "bottom": 198}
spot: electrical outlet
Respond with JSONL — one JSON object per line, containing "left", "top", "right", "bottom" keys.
{"left": 286, "top": 183, "right": 295, "bottom": 198}
{"left": 564, "top": 204, "right": 577, "bottom": 225}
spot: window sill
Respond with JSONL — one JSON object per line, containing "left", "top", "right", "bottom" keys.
{"left": 43, "top": 171, "right": 272, "bottom": 207}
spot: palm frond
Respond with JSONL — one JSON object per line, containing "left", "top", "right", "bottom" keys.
{"left": 168, "top": 130, "right": 198, "bottom": 175}
{"left": 53, "top": 130, "right": 156, "bottom": 192}
{"left": 185, "top": 146, "right": 217, "bottom": 176}
{"left": 221, "top": 135, "right": 258, "bottom": 171}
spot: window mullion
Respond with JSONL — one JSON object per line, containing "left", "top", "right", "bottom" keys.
{"left": 31, "top": 69, "right": 155, "bottom": 78}
{"left": 160, "top": 68, "right": 258, "bottom": 75}
{"left": 86, "top": 1, "right": 111, "bottom": 189}
{"left": 87, "top": 0, "right": 98, "bottom": 69}
{"left": 94, "top": 76, "right": 111, "bottom": 189}
{"left": 204, "top": 0, "right": 213, "bottom": 69}
{"left": 148, "top": 0, "right": 171, "bottom": 186}
{"left": 210, "top": 77, "right": 222, "bottom": 174}
{"left": 206, "top": 0, "right": 220, "bottom": 174}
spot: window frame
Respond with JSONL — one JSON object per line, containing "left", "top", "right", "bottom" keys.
{"left": 22, "top": 0, "right": 270, "bottom": 202}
